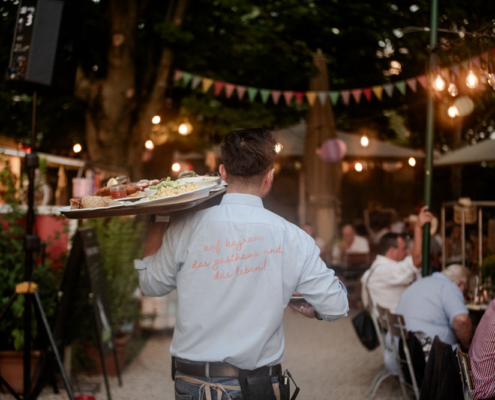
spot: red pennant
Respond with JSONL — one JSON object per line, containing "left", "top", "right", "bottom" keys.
{"left": 225, "top": 84, "right": 235, "bottom": 98}
{"left": 236, "top": 86, "right": 246, "bottom": 100}
{"left": 406, "top": 78, "right": 417, "bottom": 92}
{"left": 472, "top": 56, "right": 481, "bottom": 68}
{"left": 214, "top": 81, "right": 225, "bottom": 96}
{"left": 340, "top": 90, "right": 351, "bottom": 105}
{"left": 351, "top": 89, "right": 362, "bottom": 103}
{"left": 271, "top": 90, "right": 282, "bottom": 104}
{"left": 294, "top": 92, "right": 304, "bottom": 105}
{"left": 362, "top": 88, "right": 372, "bottom": 102}
{"left": 283, "top": 91, "right": 294, "bottom": 104}
{"left": 417, "top": 75, "right": 428, "bottom": 89}
{"left": 173, "top": 70, "right": 184, "bottom": 81}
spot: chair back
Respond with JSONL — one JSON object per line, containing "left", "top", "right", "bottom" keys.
{"left": 456, "top": 347, "right": 475, "bottom": 397}
{"left": 344, "top": 252, "right": 370, "bottom": 266}
{"left": 376, "top": 305, "right": 389, "bottom": 331}
{"left": 386, "top": 312, "right": 409, "bottom": 341}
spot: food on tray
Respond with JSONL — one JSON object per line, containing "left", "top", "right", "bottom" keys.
{"left": 69, "top": 196, "right": 121, "bottom": 210}
{"left": 143, "top": 177, "right": 199, "bottom": 201}
{"left": 127, "top": 190, "right": 145, "bottom": 197}
{"left": 107, "top": 177, "right": 119, "bottom": 187}
{"left": 93, "top": 184, "right": 141, "bottom": 197}
{"left": 70, "top": 198, "right": 82, "bottom": 209}
{"left": 137, "top": 179, "right": 150, "bottom": 189}
{"left": 110, "top": 185, "right": 127, "bottom": 199}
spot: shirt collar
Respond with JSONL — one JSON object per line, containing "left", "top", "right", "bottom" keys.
{"left": 220, "top": 193, "right": 264, "bottom": 208}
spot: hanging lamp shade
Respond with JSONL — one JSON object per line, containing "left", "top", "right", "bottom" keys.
{"left": 319, "top": 139, "right": 347, "bottom": 163}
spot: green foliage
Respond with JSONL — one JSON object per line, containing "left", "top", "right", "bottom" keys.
{"left": 481, "top": 255, "right": 495, "bottom": 290}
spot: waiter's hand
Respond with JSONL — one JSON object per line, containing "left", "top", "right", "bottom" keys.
{"left": 288, "top": 299, "right": 316, "bottom": 318}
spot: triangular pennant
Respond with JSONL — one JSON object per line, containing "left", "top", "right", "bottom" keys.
{"left": 260, "top": 89, "right": 271, "bottom": 104}
{"left": 294, "top": 92, "right": 305, "bottom": 105}
{"left": 472, "top": 56, "right": 481, "bottom": 68}
{"left": 395, "top": 81, "right": 406, "bottom": 95}
{"left": 340, "top": 90, "right": 351, "bottom": 105}
{"left": 236, "top": 86, "right": 246, "bottom": 100}
{"left": 362, "top": 88, "right": 372, "bottom": 102}
{"left": 283, "top": 91, "right": 294, "bottom": 104}
{"left": 225, "top": 83, "right": 235, "bottom": 98}
{"left": 182, "top": 72, "right": 192, "bottom": 85}
{"left": 481, "top": 52, "right": 489, "bottom": 62}
{"left": 202, "top": 78, "right": 213, "bottom": 93}
{"left": 306, "top": 91, "right": 317, "bottom": 106}
{"left": 406, "top": 78, "right": 417, "bottom": 92}
{"left": 372, "top": 86, "right": 383, "bottom": 100}
{"left": 317, "top": 91, "right": 327, "bottom": 105}
{"left": 383, "top": 83, "right": 394, "bottom": 97}
{"left": 417, "top": 75, "right": 428, "bottom": 89}
{"left": 247, "top": 87, "right": 258, "bottom": 102}
{"left": 460, "top": 60, "right": 469, "bottom": 69}
{"left": 329, "top": 91, "right": 340, "bottom": 105}
{"left": 191, "top": 75, "right": 202, "bottom": 89}
{"left": 214, "top": 81, "right": 225, "bottom": 96}
{"left": 351, "top": 89, "right": 362, "bottom": 103}
{"left": 271, "top": 90, "right": 282, "bottom": 104}
{"left": 451, "top": 65, "right": 461, "bottom": 77}
{"left": 173, "top": 70, "right": 184, "bottom": 81}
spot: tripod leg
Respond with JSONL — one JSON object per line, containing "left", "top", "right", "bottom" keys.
{"left": 32, "top": 290, "right": 75, "bottom": 400}
{"left": 112, "top": 346, "right": 122, "bottom": 387}
{"left": 0, "top": 373, "right": 22, "bottom": 400}
{"left": 0, "top": 291, "right": 17, "bottom": 321}
{"left": 97, "top": 336, "right": 112, "bottom": 400}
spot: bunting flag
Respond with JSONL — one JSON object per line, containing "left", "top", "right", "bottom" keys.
{"left": 174, "top": 50, "right": 491, "bottom": 107}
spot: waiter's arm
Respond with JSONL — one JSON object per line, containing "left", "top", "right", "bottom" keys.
{"left": 142, "top": 223, "right": 168, "bottom": 258}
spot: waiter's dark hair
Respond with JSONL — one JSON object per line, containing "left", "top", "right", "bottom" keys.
{"left": 221, "top": 128, "right": 277, "bottom": 183}
{"left": 378, "top": 232, "right": 401, "bottom": 255}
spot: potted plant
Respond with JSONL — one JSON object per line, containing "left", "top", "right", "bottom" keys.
{"left": 0, "top": 157, "right": 61, "bottom": 393}
{"left": 481, "top": 254, "right": 495, "bottom": 292}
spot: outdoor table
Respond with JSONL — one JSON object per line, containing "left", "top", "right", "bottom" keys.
{"left": 59, "top": 188, "right": 226, "bottom": 220}
{"left": 467, "top": 302, "right": 489, "bottom": 333}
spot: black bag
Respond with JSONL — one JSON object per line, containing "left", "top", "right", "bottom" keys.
{"left": 352, "top": 310, "right": 378, "bottom": 350}
{"left": 238, "top": 367, "right": 277, "bottom": 400}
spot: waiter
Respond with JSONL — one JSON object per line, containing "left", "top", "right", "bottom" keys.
{"left": 135, "top": 128, "right": 349, "bottom": 400}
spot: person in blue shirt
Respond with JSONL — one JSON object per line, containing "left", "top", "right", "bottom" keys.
{"left": 135, "top": 128, "right": 348, "bottom": 400}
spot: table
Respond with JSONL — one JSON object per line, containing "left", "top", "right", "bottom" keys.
{"left": 59, "top": 189, "right": 227, "bottom": 220}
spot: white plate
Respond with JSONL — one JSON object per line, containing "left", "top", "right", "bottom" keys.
{"left": 177, "top": 176, "right": 221, "bottom": 187}
{"left": 57, "top": 203, "right": 125, "bottom": 213}
{"left": 127, "top": 185, "right": 212, "bottom": 207}
{"left": 118, "top": 194, "right": 146, "bottom": 202}
{"left": 210, "top": 184, "right": 227, "bottom": 192}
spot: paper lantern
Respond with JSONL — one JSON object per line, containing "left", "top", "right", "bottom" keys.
{"left": 319, "top": 139, "right": 347, "bottom": 163}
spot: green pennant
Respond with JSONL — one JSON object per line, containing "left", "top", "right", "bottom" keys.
{"left": 182, "top": 72, "right": 192, "bottom": 86}
{"left": 329, "top": 91, "right": 340, "bottom": 105}
{"left": 247, "top": 87, "right": 258, "bottom": 102}
{"left": 260, "top": 89, "right": 271, "bottom": 104}
{"left": 395, "top": 81, "right": 406, "bottom": 95}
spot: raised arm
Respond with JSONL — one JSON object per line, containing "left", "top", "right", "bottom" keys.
{"left": 411, "top": 206, "right": 433, "bottom": 268}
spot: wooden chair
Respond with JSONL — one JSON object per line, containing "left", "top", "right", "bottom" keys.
{"left": 386, "top": 311, "right": 420, "bottom": 400}
{"left": 456, "top": 347, "right": 475, "bottom": 400}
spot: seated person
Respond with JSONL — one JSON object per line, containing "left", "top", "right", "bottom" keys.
{"left": 302, "top": 221, "right": 327, "bottom": 262}
{"left": 331, "top": 224, "right": 370, "bottom": 264}
{"left": 396, "top": 264, "right": 472, "bottom": 350}
{"left": 469, "top": 298, "right": 495, "bottom": 400}
{"left": 361, "top": 206, "right": 432, "bottom": 314}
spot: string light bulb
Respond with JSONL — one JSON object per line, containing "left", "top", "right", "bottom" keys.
{"left": 408, "top": 157, "right": 416, "bottom": 167}
{"left": 447, "top": 71, "right": 458, "bottom": 97}
{"left": 172, "top": 162, "right": 180, "bottom": 172}
{"left": 178, "top": 120, "right": 193, "bottom": 136}
{"left": 145, "top": 140, "right": 154, "bottom": 150}
{"left": 274, "top": 143, "right": 283, "bottom": 153}
{"left": 488, "top": 59, "right": 495, "bottom": 89}
{"left": 448, "top": 105, "right": 458, "bottom": 118}
{"left": 73, "top": 143, "right": 82, "bottom": 153}
{"left": 355, "top": 162, "right": 363, "bottom": 172}
{"left": 152, "top": 115, "right": 161, "bottom": 124}
{"left": 433, "top": 73, "right": 446, "bottom": 91}
{"left": 360, "top": 135, "right": 369, "bottom": 147}
{"left": 466, "top": 70, "right": 479, "bottom": 89}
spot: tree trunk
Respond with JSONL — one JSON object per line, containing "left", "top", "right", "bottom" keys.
{"left": 303, "top": 51, "right": 342, "bottom": 246}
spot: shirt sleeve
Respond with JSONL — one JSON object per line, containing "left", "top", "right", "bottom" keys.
{"left": 442, "top": 285, "right": 469, "bottom": 326}
{"left": 383, "top": 255, "right": 418, "bottom": 286}
{"left": 134, "top": 224, "right": 179, "bottom": 297}
{"left": 295, "top": 235, "right": 349, "bottom": 322}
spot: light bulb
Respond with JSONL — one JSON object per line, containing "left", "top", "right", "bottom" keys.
{"left": 360, "top": 135, "right": 369, "bottom": 147}
{"left": 145, "top": 140, "right": 154, "bottom": 150}
{"left": 172, "top": 162, "right": 180, "bottom": 172}
{"left": 274, "top": 143, "right": 283, "bottom": 153}
{"left": 487, "top": 73, "right": 495, "bottom": 89}
{"left": 152, "top": 115, "right": 161, "bottom": 124}
{"left": 448, "top": 105, "right": 458, "bottom": 118}
{"left": 434, "top": 74, "right": 446, "bottom": 91}
{"left": 73, "top": 144, "right": 82, "bottom": 153}
{"left": 466, "top": 70, "right": 479, "bottom": 89}
{"left": 408, "top": 157, "right": 416, "bottom": 167}
{"left": 447, "top": 83, "right": 458, "bottom": 97}
{"left": 178, "top": 121, "right": 192, "bottom": 135}
{"left": 355, "top": 162, "right": 363, "bottom": 172}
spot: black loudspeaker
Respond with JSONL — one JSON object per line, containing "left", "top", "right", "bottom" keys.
{"left": 7, "top": 0, "right": 75, "bottom": 92}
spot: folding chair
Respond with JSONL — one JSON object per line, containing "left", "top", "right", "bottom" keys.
{"left": 366, "top": 304, "right": 393, "bottom": 399}
{"left": 456, "top": 347, "right": 475, "bottom": 400}
{"left": 386, "top": 311, "right": 420, "bottom": 400}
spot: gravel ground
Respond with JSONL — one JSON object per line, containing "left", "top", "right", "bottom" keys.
{"left": 2, "top": 309, "right": 403, "bottom": 400}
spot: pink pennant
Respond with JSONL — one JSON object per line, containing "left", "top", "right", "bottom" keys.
{"left": 174, "top": 70, "right": 184, "bottom": 81}
{"left": 271, "top": 90, "right": 282, "bottom": 104}
{"left": 294, "top": 92, "right": 304, "bottom": 105}
{"left": 283, "top": 91, "right": 294, "bottom": 104}
{"left": 351, "top": 89, "right": 362, "bottom": 103}
{"left": 417, "top": 75, "right": 428, "bottom": 89}
{"left": 406, "top": 78, "right": 417, "bottom": 92}
{"left": 340, "top": 90, "right": 351, "bottom": 105}
{"left": 225, "top": 84, "right": 235, "bottom": 98}
{"left": 472, "top": 56, "right": 481, "bottom": 68}
{"left": 481, "top": 52, "right": 489, "bottom": 62}
{"left": 362, "top": 88, "right": 372, "bottom": 102}
{"left": 236, "top": 86, "right": 246, "bottom": 100}
{"left": 214, "top": 81, "right": 225, "bottom": 96}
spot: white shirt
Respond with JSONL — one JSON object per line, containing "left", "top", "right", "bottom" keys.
{"left": 331, "top": 235, "right": 369, "bottom": 263}
{"left": 361, "top": 255, "right": 420, "bottom": 313}
{"left": 135, "top": 193, "right": 349, "bottom": 369}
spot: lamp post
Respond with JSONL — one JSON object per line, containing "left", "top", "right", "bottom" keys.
{"left": 422, "top": 0, "right": 439, "bottom": 277}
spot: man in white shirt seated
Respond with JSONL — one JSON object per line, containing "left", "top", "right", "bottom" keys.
{"left": 332, "top": 224, "right": 369, "bottom": 264}
{"left": 361, "top": 206, "right": 433, "bottom": 314}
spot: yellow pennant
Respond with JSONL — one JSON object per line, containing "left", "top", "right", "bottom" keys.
{"left": 372, "top": 86, "right": 383, "bottom": 100}
{"left": 306, "top": 91, "right": 317, "bottom": 106}
{"left": 202, "top": 78, "right": 213, "bottom": 93}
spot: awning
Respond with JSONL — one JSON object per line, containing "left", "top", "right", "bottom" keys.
{"left": 271, "top": 122, "right": 426, "bottom": 158}
{"left": 434, "top": 138, "right": 495, "bottom": 166}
